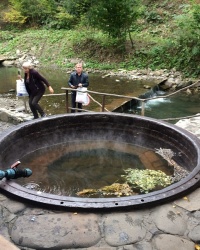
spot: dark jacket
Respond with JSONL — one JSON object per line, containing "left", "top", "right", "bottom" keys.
{"left": 68, "top": 71, "right": 89, "bottom": 89}
{"left": 24, "top": 69, "right": 50, "bottom": 96}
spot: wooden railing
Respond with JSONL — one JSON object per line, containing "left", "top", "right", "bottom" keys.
{"left": 33, "top": 79, "right": 200, "bottom": 120}
{"left": 61, "top": 79, "right": 200, "bottom": 117}
{"left": 61, "top": 87, "right": 142, "bottom": 114}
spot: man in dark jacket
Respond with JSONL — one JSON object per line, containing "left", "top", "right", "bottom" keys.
{"left": 68, "top": 63, "right": 89, "bottom": 113}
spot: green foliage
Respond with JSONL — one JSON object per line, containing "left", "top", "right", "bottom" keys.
{"left": 0, "top": 31, "right": 15, "bottom": 41}
{"left": 51, "top": 7, "right": 75, "bottom": 29}
{"left": 144, "top": 10, "right": 163, "bottom": 23}
{"left": 6, "top": 0, "right": 58, "bottom": 26}
{"left": 87, "top": 0, "right": 141, "bottom": 46}
{"left": 3, "top": 8, "right": 27, "bottom": 24}
{"left": 66, "top": 0, "right": 92, "bottom": 18}
{"left": 5, "top": 0, "right": 92, "bottom": 29}
{"left": 125, "top": 3, "right": 200, "bottom": 77}
{"left": 193, "top": 4, "right": 200, "bottom": 23}
{"left": 170, "top": 3, "right": 200, "bottom": 76}
{"left": 1, "top": 1, "right": 200, "bottom": 77}
{"left": 87, "top": 61, "right": 117, "bottom": 70}
{"left": 122, "top": 168, "right": 172, "bottom": 193}
{"left": 0, "top": 29, "right": 73, "bottom": 64}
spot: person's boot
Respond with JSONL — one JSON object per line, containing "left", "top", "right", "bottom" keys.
{"left": 41, "top": 113, "right": 47, "bottom": 117}
{"left": 33, "top": 112, "right": 39, "bottom": 119}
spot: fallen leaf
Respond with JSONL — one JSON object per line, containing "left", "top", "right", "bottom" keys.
{"left": 195, "top": 244, "right": 200, "bottom": 250}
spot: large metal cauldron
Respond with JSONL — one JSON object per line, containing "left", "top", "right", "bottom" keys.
{"left": 0, "top": 112, "right": 200, "bottom": 210}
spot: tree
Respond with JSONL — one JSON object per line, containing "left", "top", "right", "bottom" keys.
{"left": 5, "top": 0, "right": 57, "bottom": 26}
{"left": 66, "top": 0, "right": 92, "bottom": 19}
{"left": 87, "top": 0, "right": 140, "bottom": 46}
{"left": 172, "top": 3, "right": 200, "bottom": 76}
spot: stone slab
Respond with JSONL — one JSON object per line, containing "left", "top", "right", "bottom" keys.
{"left": 11, "top": 213, "right": 101, "bottom": 249}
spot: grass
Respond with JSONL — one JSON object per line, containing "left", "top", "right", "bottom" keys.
{"left": 0, "top": 0, "right": 200, "bottom": 77}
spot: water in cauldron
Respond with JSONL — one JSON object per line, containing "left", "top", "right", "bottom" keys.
{"left": 15, "top": 140, "right": 172, "bottom": 197}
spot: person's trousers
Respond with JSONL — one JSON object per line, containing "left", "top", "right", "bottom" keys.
{"left": 71, "top": 92, "right": 82, "bottom": 113}
{"left": 29, "top": 90, "right": 45, "bottom": 118}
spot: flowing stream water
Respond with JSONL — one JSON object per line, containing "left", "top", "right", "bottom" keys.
{"left": 1, "top": 66, "right": 154, "bottom": 114}
{"left": 1, "top": 66, "right": 200, "bottom": 121}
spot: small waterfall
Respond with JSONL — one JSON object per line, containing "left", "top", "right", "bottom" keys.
{"left": 112, "top": 83, "right": 167, "bottom": 114}
{"left": 138, "top": 84, "right": 166, "bottom": 99}
{"left": 137, "top": 84, "right": 167, "bottom": 110}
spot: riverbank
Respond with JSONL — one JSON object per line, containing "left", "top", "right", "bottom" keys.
{"left": 1, "top": 48, "right": 199, "bottom": 93}
{"left": 0, "top": 96, "right": 32, "bottom": 124}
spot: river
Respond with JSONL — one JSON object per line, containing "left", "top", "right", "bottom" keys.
{"left": 0, "top": 66, "right": 200, "bottom": 122}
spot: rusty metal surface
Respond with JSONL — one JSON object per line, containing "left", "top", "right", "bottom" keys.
{"left": 0, "top": 112, "right": 200, "bottom": 209}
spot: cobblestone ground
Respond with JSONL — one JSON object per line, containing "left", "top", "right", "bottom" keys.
{"left": 0, "top": 120, "right": 14, "bottom": 131}
{"left": 0, "top": 116, "right": 200, "bottom": 250}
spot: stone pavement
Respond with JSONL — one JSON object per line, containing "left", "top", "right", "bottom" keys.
{"left": 0, "top": 114, "right": 200, "bottom": 250}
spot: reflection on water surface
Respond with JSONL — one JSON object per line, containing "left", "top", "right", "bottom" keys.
{"left": 15, "top": 140, "right": 172, "bottom": 197}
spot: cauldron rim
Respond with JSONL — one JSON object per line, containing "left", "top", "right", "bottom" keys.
{"left": 0, "top": 112, "right": 200, "bottom": 210}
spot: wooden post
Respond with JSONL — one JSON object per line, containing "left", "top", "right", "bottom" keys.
{"left": 141, "top": 101, "right": 145, "bottom": 116}
{"left": 22, "top": 96, "right": 28, "bottom": 113}
{"left": 102, "top": 95, "right": 106, "bottom": 112}
{"left": 66, "top": 90, "right": 69, "bottom": 113}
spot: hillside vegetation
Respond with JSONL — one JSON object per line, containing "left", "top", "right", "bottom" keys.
{"left": 0, "top": 0, "right": 200, "bottom": 77}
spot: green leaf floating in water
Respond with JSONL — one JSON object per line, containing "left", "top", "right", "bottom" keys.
{"left": 122, "top": 168, "right": 173, "bottom": 193}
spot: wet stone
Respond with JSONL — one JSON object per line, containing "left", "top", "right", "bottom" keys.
{"left": 193, "top": 211, "right": 200, "bottom": 218}
{"left": 188, "top": 225, "right": 200, "bottom": 242}
{"left": 152, "top": 204, "right": 187, "bottom": 235}
{"left": 0, "top": 224, "right": 10, "bottom": 240}
{"left": 117, "top": 241, "right": 152, "bottom": 250}
{"left": 174, "top": 187, "right": 200, "bottom": 212}
{"left": 152, "top": 234, "right": 195, "bottom": 250}
{"left": 23, "top": 207, "right": 52, "bottom": 216}
{"left": 10, "top": 213, "right": 101, "bottom": 249}
{"left": 5, "top": 213, "right": 16, "bottom": 223}
{"left": 175, "top": 116, "right": 200, "bottom": 139}
{"left": 103, "top": 212, "right": 147, "bottom": 247}
{"left": 69, "top": 248, "right": 115, "bottom": 250}
{"left": 0, "top": 194, "right": 8, "bottom": 202}
{"left": 1, "top": 206, "right": 17, "bottom": 223}
{"left": 2, "top": 199, "right": 26, "bottom": 214}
